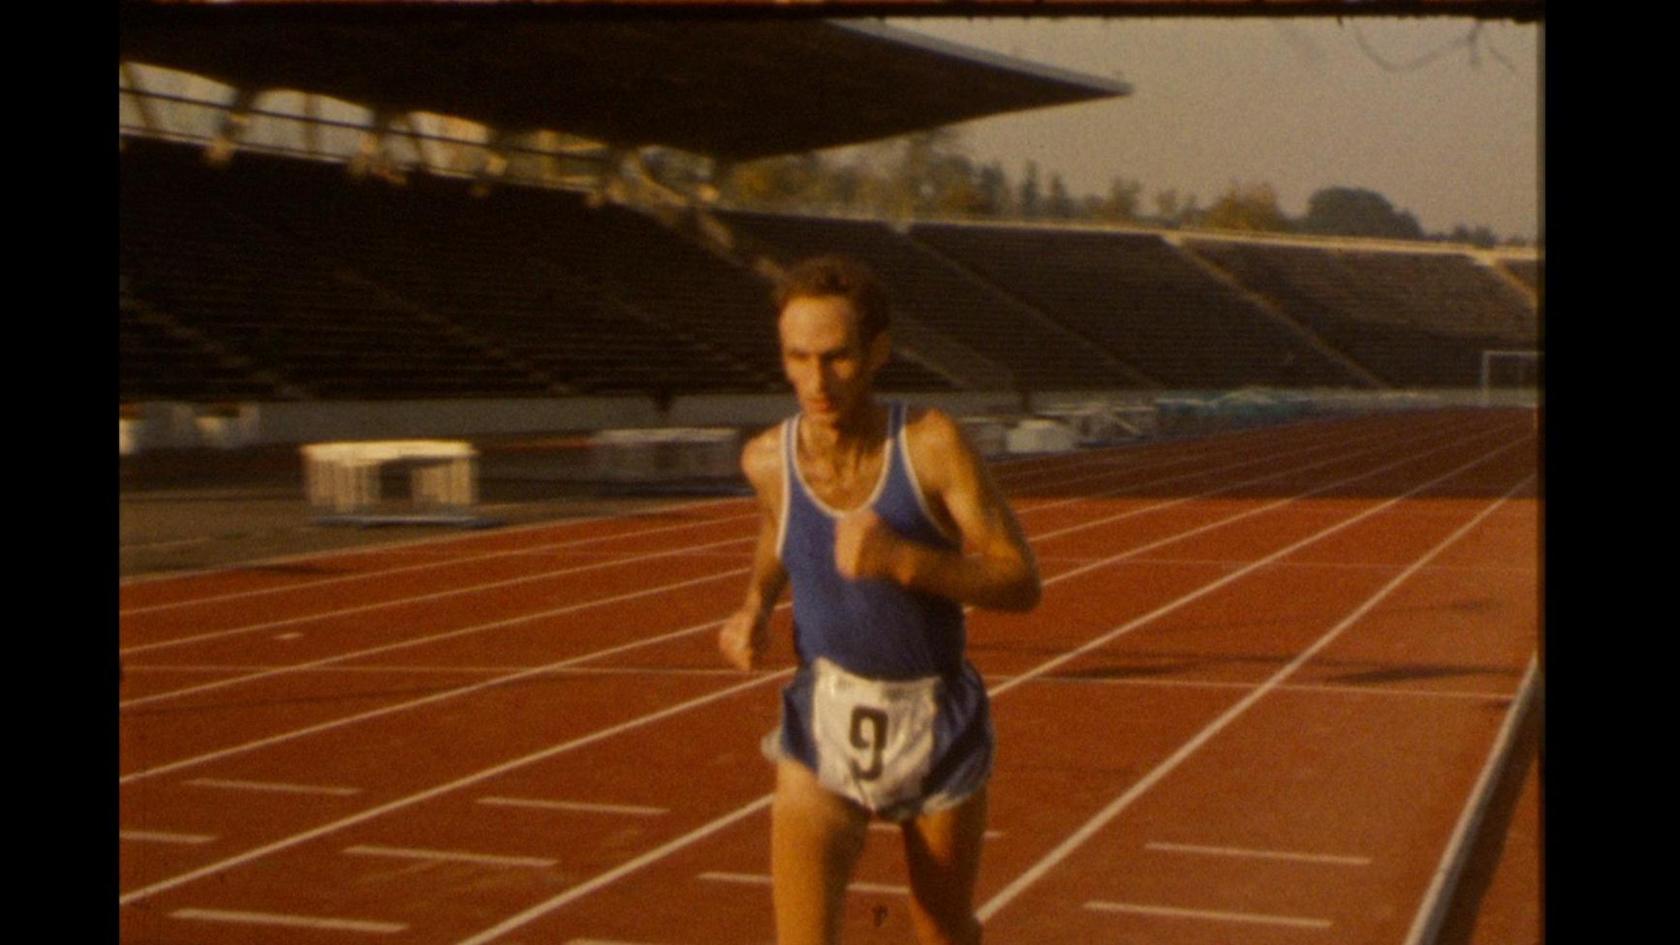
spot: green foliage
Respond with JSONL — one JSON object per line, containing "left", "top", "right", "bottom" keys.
{"left": 1205, "top": 181, "right": 1291, "bottom": 233}
{"left": 1301, "top": 186, "right": 1423, "bottom": 240}
{"left": 710, "top": 132, "right": 1514, "bottom": 245}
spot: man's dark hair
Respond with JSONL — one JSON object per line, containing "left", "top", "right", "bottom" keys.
{"left": 773, "top": 255, "right": 891, "bottom": 342}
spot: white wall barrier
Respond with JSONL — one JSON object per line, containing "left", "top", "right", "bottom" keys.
{"left": 117, "top": 388, "right": 1528, "bottom": 457}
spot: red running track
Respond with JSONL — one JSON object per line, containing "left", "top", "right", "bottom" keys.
{"left": 118, "top": 408, "right": 1539, "bottom": 945}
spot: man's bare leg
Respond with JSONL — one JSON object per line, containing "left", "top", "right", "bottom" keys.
{"left": 772, "top": 759, "right": 870, "bottom": 945}
{"left": 901, "top": 786, "right": 988, "bottom": 945}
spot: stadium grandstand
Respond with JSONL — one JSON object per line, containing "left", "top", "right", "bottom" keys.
{"left": 120, "top": 6, "right": 1540, "bottom": 457}
{"left": 118, "top": 5, "right": 1543, "bottom": 504}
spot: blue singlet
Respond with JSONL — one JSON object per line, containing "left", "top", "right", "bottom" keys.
{"left": 768, "top": 401, "right": 994, "bottom": 819}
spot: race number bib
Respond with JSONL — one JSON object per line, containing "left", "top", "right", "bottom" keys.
{"left": 810, "top": 658, "right": 940, "bottom": 812}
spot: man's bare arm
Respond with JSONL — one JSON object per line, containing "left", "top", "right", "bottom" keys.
{"left": 718, "top": 427, "right": 790, "bottom": 670}
{"left": 834, "top": 408, "right": 1040, "bottom": 612}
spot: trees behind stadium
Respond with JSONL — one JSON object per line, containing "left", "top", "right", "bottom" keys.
{"left": 707, "top": 130, "right": 1528, "bottom": 247}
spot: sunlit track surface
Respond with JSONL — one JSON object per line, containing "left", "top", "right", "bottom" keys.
{"left": 119, "top": 408, "right": 1539, "bottom": 945}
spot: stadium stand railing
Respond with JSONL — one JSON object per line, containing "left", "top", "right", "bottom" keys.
{"left": 910, "top": 221, "right": 1369, "bottom": 391}
{"left": 1180, "top": 237, "right": 1538, "bottom": 390}
{"left": 716, "top": 209, "right": 1142, "bottom": 393}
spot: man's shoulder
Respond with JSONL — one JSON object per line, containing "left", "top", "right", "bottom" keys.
{"left": 902, "top": 405, "right": 982, "bottom": 489}
{"left": 740, "top": 422, "right": 785, "bottom": 492}
{"left": 903, "top": 406, "right": 968, "bottom": 456}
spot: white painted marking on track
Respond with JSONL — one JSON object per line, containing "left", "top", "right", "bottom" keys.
{"left": 120, "top": 567, "right": 749, "bottom": 708}
{"left": 274, "top": 632, "right": 303, "bottom": 641}
{"left": 118, "top": 416, "right": 1529, "bottom": 921}
{"left": 119, "top": 674, "right": 785, "bottom": 906}
{"left": 120, "top": 830, "right": 216, "bottom": 845}
{"left": 123, "top": 530, "right": 758, "bottom": 655}
{"left": 1006, "top": 674, "right": 1518, "bottom": 703}
{"left": 123, "top": 663, "right": 742, "bottom": 677}
{"left": 698, "top": 872, "right": 909, "bottom": 896}
{"left": 169, "top": 908, "right": 406, "bottom": 933}
{"left": 120, "top": 494, "right": 742, "bottom": 591}
{"left": 123, "top": 537, "right": 212, "bottom": 552}
{"left": 344, "top": 845, "right": 557, "bottom": 868}
{"left": 451, "top": 797, "right": 775, "bottom": 945}
{"left": 868, "top": 822, "right": 1002, "bottom": 839}
{"left": 125, "top": 428, "right": 1375, "bottom": 708}
{"left": 121, "top": 419, "right": 1396, "bottom": 721}
{"left": 1403, "top": 656, "right": 1541, "bottom": 945}
{"left": 440, "top": 419, "right": 1533, "bottom": 944}
{"left": 1083, "top": 900, "right": 1332, "bottom": 929}
{"left": 478, "top": 797, "right": 668, "bottom": 816}
{"left": 121, "top": 607, "right": 782, "bottom": 785}
{"left": 119, "top": 419, "right": 1366, "bottom": 650}
{"left": 975, "top": 467, "right": 1537, "bottom": 924}
{"left": 184, "top": 778, "right": 360, "bottom": 796}
{"left": 1145, "top": 841, "right": 1371, "bottom": 866}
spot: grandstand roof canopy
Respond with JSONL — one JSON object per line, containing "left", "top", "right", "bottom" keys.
{"left": 117, "top": 6, "right": 1132, "bottom": 161}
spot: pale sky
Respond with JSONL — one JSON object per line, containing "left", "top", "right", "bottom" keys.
{"left": 879, "top": 16, "right": 1541, "bottom": 241}
{"left": 120, "top": 15, "right": 1541, "bottom": 242}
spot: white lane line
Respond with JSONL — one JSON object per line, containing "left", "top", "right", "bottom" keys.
{"left": 1014, "top": 674, "right": 1519, "bottom": 703}
{"left": 990, "top": 416, "right": 1401, "bottom": 526}
{"left": 118, "top": 416, "right": 1516, "bottom": 911}
{"left": 120, "top": 830, "right": 216, "bottom": 845}
{"left": 1145, "top": 841, "right": 1371, "bottom": 866}
{"left": 122, "top": 663, "right": 741, "bottom": 677}
{"left": 120, "top": 607, "right": 765, "bottom": 784}
{"left": 121, "top": 664, "right": 1522, "bottom": 704}
{"left": 169, "top": 908, "right": 406, "bottom": 933}
{"left": 121, "top": 532, "right": 758, "bottom": 657}
{"left": 118, "top": 441, "right": 1135, "bottom": 604}
{"left": 869, "top": 822, "right": 1003, "bottom": 839}
{"left": 120, "top": 494, "right": 743, "bottom": 594}
{"left": 119, "top": 418, "right": 1359, "bottom": 640}
{"left": 184, "top": 778, "right": 361, "bottom": 796}
{"left": 1083, "top": 900, "right": 1332, "bottom": 929}
{"left": 344, "top": 845, "right": 557, "bottom": 868}
{"left": 454, "top": 798, "right": 775, "bottom": 945}
{"left": 1082, "top": 555, "right": 1538, "bottom": 575}
{"left": 985, "top": 435, "right": 1529, "bottom": 705}
{"left": 1402, "top": 655, "right": 1541, "bottom": 945}
{"left": 446, "top": 423, "right": 1532, "bottom": 944}
{"left": 121, "top": 442, "right": 1143, "bottom": 600}
{"left": 119, "top": 672, "right": 787, "bottom": 905}
{"left": 478, "top": 797, "right": 668, "bottom": 817}
{"left": 118, "top": 417, "right": 1411, "bottom": 773}
{"left": 698, "top": 872, "right": 909, "bottom": 896}
{"left": 123, "top": 537, "right": 212, "bottom": 552}
{"left": 975, "top": 469, "right": 1536, "bottom": 924}
{"left": 119, "top": 566, "right": 748, "bottom": 709}
{"left": 117, "top": 443, "right": 1162, "bottom": 621}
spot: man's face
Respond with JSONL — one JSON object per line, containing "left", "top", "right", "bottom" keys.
{"left": 778, "top": 294, "right": 889, "bottom": 428}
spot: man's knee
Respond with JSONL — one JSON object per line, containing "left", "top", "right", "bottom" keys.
{"left": 906, "top": 901, "right": 982, "bottom": 945}
{"left": 771, "top": 761, "right": 869, "bottom": 945}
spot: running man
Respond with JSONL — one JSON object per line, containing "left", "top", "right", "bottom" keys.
{"left": 719, "top": 255, "right": 1042, "bottom": 945}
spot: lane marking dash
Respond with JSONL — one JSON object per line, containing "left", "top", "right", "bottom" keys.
{"left": 1084, "top": 900, "right": 1332, "bottom": 929}
{"left": 120, "top": 830, "right": 216, "bottom": 845}
{"left": 868, "top": 822, "right": 1002, "bottom": 839}
{"left": 698, "top": 871, "right": 908, "bottom": 896}
{"left": 169, "top": 908, "right": 406, "bottom": 933}
{"left": 478, "top": 797, "right": 668, "bottom": 817}
{"left": 1145, "top": 841, "right": 1371, "bottom": 866}
{"left": 184, "top": 778, "right": 361, "bottom": 796}
{"left": 344, "top": 845, "right": 557, "bottom": 868}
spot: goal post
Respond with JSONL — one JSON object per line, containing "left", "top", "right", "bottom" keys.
{"left": 1480, "top": 349, "right": 1542, "bottom": 407}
